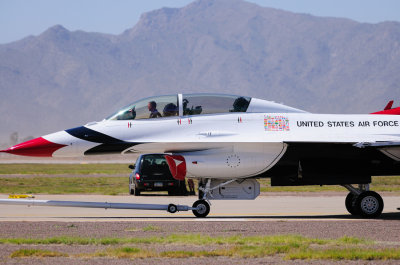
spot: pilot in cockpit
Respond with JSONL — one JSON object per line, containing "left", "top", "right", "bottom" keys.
{"left": 163, "top": 103, "right": 178, "bottom": 117}
{"left": 231, "top": 97, "right": 250, "bottom": 112}
{"left": 148, "top": 101, "right": 162, "bottom": 118}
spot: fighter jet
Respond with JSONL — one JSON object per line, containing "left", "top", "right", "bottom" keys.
{"left": 2, "top": 93, "right": 400, "bottom": 218}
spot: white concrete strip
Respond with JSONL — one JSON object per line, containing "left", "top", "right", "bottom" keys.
{"left": 0, "top": 194, "right": 398, "bottom": 222}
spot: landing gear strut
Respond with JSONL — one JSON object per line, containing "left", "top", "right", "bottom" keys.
{"left": 342, "top": 184, "right": 384, "bottom": 218}
{"left": 192, "top": 178, "right": 239, "bottom": 218}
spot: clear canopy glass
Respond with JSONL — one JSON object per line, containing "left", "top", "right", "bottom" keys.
{"left": 107, "top": 95, "right": 178, "bottom": 120}
{"left": 106, "top": 94, "right": 251, "bottom": 120}
{"left": 182, "top": 94, "right": 251, "bottom": 115}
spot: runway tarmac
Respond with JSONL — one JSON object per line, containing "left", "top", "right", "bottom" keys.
{"left": 0, "top": 194, "right": 399, "bottom": 221}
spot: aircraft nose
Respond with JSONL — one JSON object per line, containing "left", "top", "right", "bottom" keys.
{"left": 0, "top": 137, "right": 67, "bottom": 157}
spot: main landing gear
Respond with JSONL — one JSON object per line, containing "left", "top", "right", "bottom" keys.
{"left": 342, "top": 184, "right": 384, "bottom": 218}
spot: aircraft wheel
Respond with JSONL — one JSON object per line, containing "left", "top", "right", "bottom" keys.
{"left": 355, "top": 191, "right": 383, "bottom": 218}
{"left": 167, "top": 204, "right": 178, "bottom": 213}
{"left": 192, "top": 200, "right": 210, "bottom": 218}
{"left": 345, "top": 192, "right": 358, "bottom": 215}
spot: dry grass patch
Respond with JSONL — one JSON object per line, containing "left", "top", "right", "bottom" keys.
{"left": 10, "top": 249, "right": 67, "bottom": 258}
{"left": 286, "top": 248, "right": 400, "bottom": 260}
{"left": 0, "top": 234, "right": 371, "bottom": 246}
{"left": 0, "top": 163, "right": 129, "bottom": 175}
{"left": 0, "top": 176, "right": 127, "bottom": 195}
{"left": 86, "top": 247, "right": 155, "bottom": 259}
{"left": 5, "top": 235, "right": 400, "bottom": 261}
{"left": 142, "top": 225, "right": 162, "bottom": 232}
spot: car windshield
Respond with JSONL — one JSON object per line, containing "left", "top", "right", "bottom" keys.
{"left": 107, "top": 95, "right": 178, "bottom": 120}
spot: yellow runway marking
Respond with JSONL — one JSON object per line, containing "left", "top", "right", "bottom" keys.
{"left": 8, "top": 194, "right": 35, "bottom": 199}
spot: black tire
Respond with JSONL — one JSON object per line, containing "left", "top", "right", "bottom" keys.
{"left": 345, "top": 192, "right": 358, "bottom": 215}
{"left": 192, "top": 200, "right": 210, "bottom": 218}
{"left": 355, "top": 191, "right": 384, "bottom": 218}
{"left": 134, "top": 187, "right": 141, "bottom": 196}
{"left": 129, "top": 181, "right": 134, "bottom": 195}
{"left": 167, "top": 204, "right": 178, "bottom": 213}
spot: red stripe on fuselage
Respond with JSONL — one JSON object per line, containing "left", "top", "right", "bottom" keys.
{"left": 371, "top": 107, "right": 400, "bottom": 115}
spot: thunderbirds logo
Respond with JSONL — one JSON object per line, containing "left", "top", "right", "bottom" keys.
{"left": 264, "top": 115, "right": 290, "bottom": 131}
{"left": 165, "top": 155, "right": 186, "bottom": 181}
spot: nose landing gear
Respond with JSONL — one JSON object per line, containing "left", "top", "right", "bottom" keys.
{"left": 192, "top": 200, "right": 210, "bottom": 218}
{"left": 192, "top": 178, "right": 239, "bottom": 218}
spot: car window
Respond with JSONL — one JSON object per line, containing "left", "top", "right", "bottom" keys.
{"left": 140, "top": 155, "right": 173, "bottom": 179}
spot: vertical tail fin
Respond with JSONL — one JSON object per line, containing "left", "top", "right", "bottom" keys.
{"left": 384, "top": 100, "right": 394, "bottom": 110}
{"left": 371, "top": 100, "right": 400, "bottom": 115}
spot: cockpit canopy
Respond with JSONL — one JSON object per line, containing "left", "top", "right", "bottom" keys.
{"left": 107, "top": 94, "right": 251, "bottom": 120}
{"left": 106, "top": 93, "right": 305, "bottom": 121}
{"left": 107, "top": 95, "right": 178, "bottom": 121}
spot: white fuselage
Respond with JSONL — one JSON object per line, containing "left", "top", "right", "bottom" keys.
{"left": 44, "top": 112, "right": 400, "bottom": 179}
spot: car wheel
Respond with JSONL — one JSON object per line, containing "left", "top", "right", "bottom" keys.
{"left": 129, "top": 182, "right": 134, "bottom": 195}
{"left": 134, "top": 186, "right": 141, "bottom": 196}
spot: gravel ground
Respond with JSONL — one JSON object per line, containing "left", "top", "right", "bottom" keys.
{"left": 0, "top": 221, "right": 399, "bottom": 241}
{"left": 0, "top": 221, "right": 400, "bottom": 264}
{"left": 3, "top": 257, "right": 400, "bottom": 265}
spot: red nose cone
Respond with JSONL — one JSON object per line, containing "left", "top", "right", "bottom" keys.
{"left": 0, "top": 137, "right": 67, "bottom": 157}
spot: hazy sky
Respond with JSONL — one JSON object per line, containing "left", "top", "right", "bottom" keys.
{"left": 1, "top": 0, "right": 399, "bottom": 44}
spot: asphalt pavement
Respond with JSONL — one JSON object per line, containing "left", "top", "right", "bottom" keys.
{"left": 0, "top": 194, "right": 399, "bottom": 221}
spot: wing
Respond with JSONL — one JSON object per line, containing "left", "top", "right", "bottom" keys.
{"left": 354, "top": 141, "right": 400, "bottom": 161}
